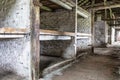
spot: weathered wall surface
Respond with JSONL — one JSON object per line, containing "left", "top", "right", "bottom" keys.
{"left": 77, "top": 17, "right": 91, "bottom": 34}
{"left": 40, "top": 10, "right": 75, "bottom": 59}
{"left": 40, "top": 40, "right": 72, "bottom": 57}
{"left": 77, "top": 17, "right": 92, "bottom": 53}
{"left": 41, "top": 9, "right": 75, "bottom": 32}
{"left": 0, "top": 0, "right": 30, "bottom": 28}
{"left": 94, "top": 21, "right": 108, "bottom": 47}
{"left": 0, "top": 0, "right": 31, "bottom": 80}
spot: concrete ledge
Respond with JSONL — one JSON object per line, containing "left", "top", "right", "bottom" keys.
{"left": 42, "top": 58, "right": 74, "bottom": 76}
{"left": 42, "top": 51, "right": 89, "bottom": 77}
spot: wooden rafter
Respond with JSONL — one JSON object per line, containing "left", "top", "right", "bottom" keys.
{"left": 49, "top": 0, "right": 72, "bottom": 10}
{"left": 93, "top": 4, "right": 120, "bottom": 10}
{"left": 79, "top": 0, "right": 89, "bottom": 6}
{"left": 82, "top": 1, "right": 113, "bottom": 8}
{"left": 31, "top": 0, "right": 40, "bottom": 79}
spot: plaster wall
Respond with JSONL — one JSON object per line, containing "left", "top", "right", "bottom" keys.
{"left": 0, "top": 0, "right": 31, "bottom": 80}
{"left": 77, "top": 17, "right": 92, "bottom": 53}
{"left": 94, "top": 21, "right": 108, "bottom": 47}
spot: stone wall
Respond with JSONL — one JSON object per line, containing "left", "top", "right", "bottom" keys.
{"left": 41, "top": 9, "right": 75, "bottom": 32}
{"left": 40, "top": 10, "right": 91, "bottom": 58}
{"left": 77, "top": 17, "right": 91, "bottom": 34}
{"left": 0, "top": 0, "right": 31, "bottom": 80}
{"left": 77, "top": 17, "right": 92, "bottom": 53}
{"left": 40, "top": 40, "right": 72, "bottom": 57}
{"left": 94, "top": 21, "right": 108, "bottom": 47}
{"left": 40, "top": 10, "right": 75, "bottom": 59}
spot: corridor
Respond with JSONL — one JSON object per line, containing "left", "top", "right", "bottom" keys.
{"left": 53, "top": 54, "right": 120, "bottom": 80}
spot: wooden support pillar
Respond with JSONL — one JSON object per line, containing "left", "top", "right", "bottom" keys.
{"left": 91, "top": 10, "right": 95, "bottom": 53}
{"left": 31, "top": 0, "right": 40, "bottom": 80}
{"left": 74, "top": 0, "right": 78, "bottom": 58}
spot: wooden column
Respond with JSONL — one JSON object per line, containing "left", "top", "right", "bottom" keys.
{"left": 91, "top": 10, "right": 95, "bottom": 53}
{"left": 74, "top": 0, "right": 78, "bottom": 58}
{"left": 31, "top": 0, "right": 40, "bottom": 80}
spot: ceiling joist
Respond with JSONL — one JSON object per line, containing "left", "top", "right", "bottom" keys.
{"left": 49, "top": 0, "right": 73, "bottom": 10}
{"left": 93, "top": 4, "right": 120, "bottom": 10}
{"left": 82, "top": 1, "right": 113, "bottom": 8}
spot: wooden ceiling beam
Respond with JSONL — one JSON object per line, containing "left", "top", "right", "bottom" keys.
{"left": 93, "top": 4, "right": 120, "bottom": 11}
{"left": 41, "top": 5, "right": 52, "bottom": 11}
{"left": 82, "top": 1, "right": 113, "bottom": 8}
{"left": 49, "top": 0, "right": 72, "bottom": 10}
{"left": 79, "top": 0, "right": 89, "bottom": 6}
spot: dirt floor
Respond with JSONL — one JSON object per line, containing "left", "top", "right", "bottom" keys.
{"left": 53, "top": 54, "right": 120, "bottom": 80}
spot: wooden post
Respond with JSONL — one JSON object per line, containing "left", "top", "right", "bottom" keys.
{"left": 91, "top": 0, "right": 95, "bottom": 53}
{"left": 31, "top": 0, "right": 40, "bottom": 80}
{"left": 74, "top": 0, "right": 78, "bottom": 58}
{"left": 91, "top": 10, "right": 95, "bottom": 53}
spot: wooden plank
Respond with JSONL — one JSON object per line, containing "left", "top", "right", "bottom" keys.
{"left": 49, "top": 0, "right": 72, "bottom": 10}
{"left": 43, "top": 59, "right": 74, "bottom": 76}
{"left": 40, "top": 29, "right": 91, "bottom": 37}
{"left": 0, "top": 28, "right": 91, "bottom": 37}
{"left": 0, "top": 27, "right": 28, "bottom": 34}
{"left": 0, "top": 27, "right": 27, "bottom": 38}
{"left": 31, "top": 0, "right": 40, "bottom": 80}
{"left": 93, "top": 4, "right": 120, "bottom": 11}
{"left": 82, "top": 1, "right": 113, "bottom": 8}
{"left": 40, "top": 29, "right": 74, "bottom": 36}
{"left": 61, "top": 0, "right": 75, "bottom": 7}
{"left": 41, "top": 5, "right": 52, "bottom": 11}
